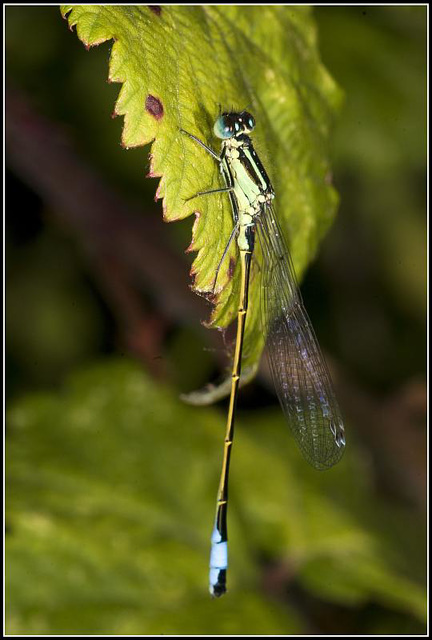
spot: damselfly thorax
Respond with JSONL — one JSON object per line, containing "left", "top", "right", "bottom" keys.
{"left": 220, "top": 134, "right": 275, "bottom": 252}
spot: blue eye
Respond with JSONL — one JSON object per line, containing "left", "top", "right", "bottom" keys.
{"left": 246, "top": 116, "right": 255, "bottom": 132}
{"left": 214, "top": 116, "right": 233, "bottom": 139}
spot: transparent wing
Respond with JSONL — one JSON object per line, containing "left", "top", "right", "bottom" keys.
{"left": 256, "top": 204, "right": 345, "bottom": 470}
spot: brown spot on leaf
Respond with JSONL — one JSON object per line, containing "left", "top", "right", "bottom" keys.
{"left": 148, "top": 5, "right": 162, "bottom": 16}
{"left": 228, "top": 257, "right": 236, "bottom": 279}
{"left": 146, "top": 95, "right": 164, "bottom": 120}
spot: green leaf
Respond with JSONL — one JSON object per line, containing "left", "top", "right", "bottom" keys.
{"left": 6, "top": 360, "right": 426, "bottom": 633}
{"left": 60, "top": 5, "right": 342, "bottom": 374}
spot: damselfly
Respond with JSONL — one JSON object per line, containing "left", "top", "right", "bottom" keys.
{"left": 181, "top": 111, "right": 346, "bottom": 597}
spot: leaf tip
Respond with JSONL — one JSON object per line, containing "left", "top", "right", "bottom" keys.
{"left": 187, "top": 209, "right": 201, "bottom": 248}
{"left": 202, "top": 311, "right": 218, "bottom": 328}
{"left": 154, "top": 184, "right": 162, "bottom": 202}
{"left": 147, "top": 153, "right": 161, "bottom": 179}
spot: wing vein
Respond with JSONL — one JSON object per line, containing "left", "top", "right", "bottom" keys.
{"left": 256, "top": 203, "right": 345, "bottom": 470}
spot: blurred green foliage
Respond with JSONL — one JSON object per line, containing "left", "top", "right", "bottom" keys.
{"left": 6, "top": 360, "right": 426, "bottom": 634}
{"left": 6, "top": 5, "right": 426, "bottom": 636}
{"left": 7, "top": 228, "right": 104, "bottom": 390}
{"left": 314, "top": 6, "right": 426, "bottom": 388}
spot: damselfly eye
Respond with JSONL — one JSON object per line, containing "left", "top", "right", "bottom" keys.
{"left": 241, "top": 112, "right": 255, "bottom": 132}
{"left": 214, "top": 116, "right": 234, "bottom": 139}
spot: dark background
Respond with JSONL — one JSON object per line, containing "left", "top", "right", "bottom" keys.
{"left": 6, "top": 5, "right": 427, "bottom": 635}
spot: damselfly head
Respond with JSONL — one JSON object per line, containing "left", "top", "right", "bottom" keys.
{"left": 214, "top": 111, "right": 256, "bottom": 139}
